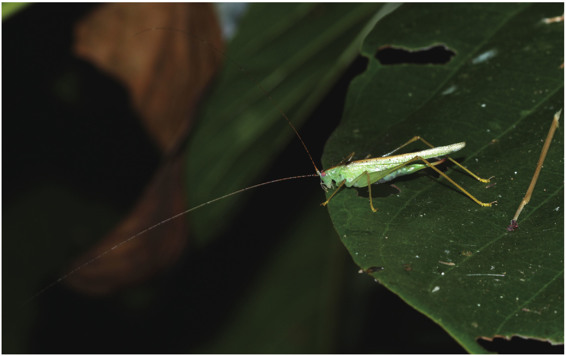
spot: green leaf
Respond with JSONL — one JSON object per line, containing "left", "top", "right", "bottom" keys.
{"left": 2, "top": 3, "right": 29, "bottom": 21}
{"left": 186, "top": 3, "right": 392, "bottom": 242}
{"left": 323, "top": 3, "right": 563, "bottom": 353}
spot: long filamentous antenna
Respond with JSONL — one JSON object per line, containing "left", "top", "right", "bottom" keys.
{"left": 24, "top": 173, "right": 318, "bottom": 304}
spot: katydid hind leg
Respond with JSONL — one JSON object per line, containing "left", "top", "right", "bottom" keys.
{"left": 411, "top": 156, "right": 496, "bottom": 207}
{"left": 374, "top": 155, "right": 495, "bottom": 207}
{"left": 351, "top": 156, "right": 495, "bottom": 210}
{"left": 382, "top": 136, "right": 492, "bottom": 183}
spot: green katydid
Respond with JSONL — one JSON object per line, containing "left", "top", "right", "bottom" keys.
{"left": 316, "top": 136, "right": 496, "bottom": 212}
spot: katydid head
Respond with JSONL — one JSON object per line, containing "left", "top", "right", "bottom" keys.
{"left": 318, "top": 170, "right": 334, "bottom": 192}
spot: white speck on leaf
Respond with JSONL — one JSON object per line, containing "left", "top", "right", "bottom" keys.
{"left": 441, "top": 85, "right": 457, "bottom": 95}
{"left": 472, "top": 49, "right": 498, "bottom": 64}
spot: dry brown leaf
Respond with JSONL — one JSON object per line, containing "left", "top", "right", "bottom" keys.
{"left": 73, "top": 3, "right": 223, "bottom": 152}
{"left": 65, "top": 3, "right": 224, "bottom": 295}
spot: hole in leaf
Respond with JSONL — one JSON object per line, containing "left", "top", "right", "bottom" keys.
{"left": 376, "top": 45, "right": 455, "bottom": 65}
{"left": 477, "top": 336, "right": 564, "bottom": 354}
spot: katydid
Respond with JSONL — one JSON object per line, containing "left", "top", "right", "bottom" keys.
{"left": 318, "top": 136, "right": 496, "bottom": 212}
